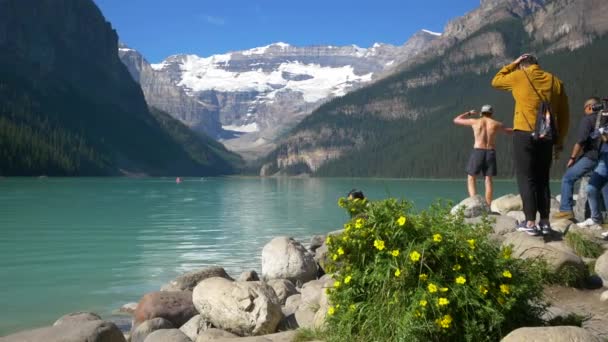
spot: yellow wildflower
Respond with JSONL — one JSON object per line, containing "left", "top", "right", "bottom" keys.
{"left": 440, "top": 287, "right": 449, "bottom": 293}
{"left": 327, "top": 306, "right": 335, "bottom": 315}
{"left": 332, "top": 254, "right": 338, "bottom": 261}
{"left": 344, "top": 275, "right": 352, "bottom": 284}
{"left": 436, "top": 314, "right": 453, "bottom": 329}
{"left": 394, "top": 269, "right": 401, "bottom": 277}
{"left": 349, "top": 304, "right": 356, "bottom": 311}
{"left": 433, "top": 234, "right": 442, "bottom": 242}
{"left": 419, "top": 273, "right": 428, "bottom": 281}
{"left": 479, "top": 285, "right": 488, "bottom": 295}
{"left": 326, "top": 236, "right": 331, "bottom": 245}
{"left": 503, "top": 247, "right": 512, "bottom": 259}
{"left": 373, "top": 239, "right": 385, "bottom": 251}
{"left": 467, "top": 239, "right": 476, "bottom": 249}
{"left": 419, "top": 299, "right": 428, "bottom": 307}
{"left": 391, "top": 249, "right": 400, "bottom": 257}
{"left": 500, "top": 284, "right": 510, "bottom": 294}
{"left": 455, "top": 276, "right": 466, "bottom": 285}
{"left": 342, "top": 235, "right": 348, "bottom": 242}
{"left": 397, "top": 216, "right": 406, "bottom": 226}
{"left": 502, "top": 270, "right": 512, "bottom": 278}
{"left": 409, "top": 251, "right": 421, "bottom": 262}
{"left": 428, "top": 283, "right": 438, "bottom": 293}
{"left": 338, "top": 247, "right": 345, "bottom": 255}
{"left": 438, "top": 297, "right": 449, "bottom": 306}
{"left": 355, "top": 218, "right": 364, "bottom": 229}
{"left": 334, "top": 281, "right": 341, "bottom": 288}
{"left": 452, "top": 264, "right": 461, "bottom": 271}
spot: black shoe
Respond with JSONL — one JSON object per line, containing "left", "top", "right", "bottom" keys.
{"left": 540, "top": 223, "right": 552, "bottom": 236}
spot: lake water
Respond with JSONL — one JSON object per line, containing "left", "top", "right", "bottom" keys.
{"left": 0, "top": 177, "right": 558, "bottom": 335}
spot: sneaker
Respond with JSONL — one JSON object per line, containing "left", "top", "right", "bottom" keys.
{"left": 551, "top": 211, "right": 574, "bottom": 220}
{"left": 516, "top": 221, "right": 541, "bottom": 236}
{"left": 602, "top": 231, "right": 608, "bottom": 239}
{"left": 539, "top": 223, "right": 552, "bottom": 236}
{"left": 577, "top": 218, "right": 602, "bottom": 229}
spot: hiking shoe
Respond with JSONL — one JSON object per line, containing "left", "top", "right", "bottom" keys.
{"left": 551, "top": 211, "right": 573, "bottom": 220}
{"left": 602, "top": 231, "right": 608, "bottom": 239}
{"left": 577, "top": 218, "right": 603, "bottom": 230}
{"left": 539, "top": 223, "right": 552, "bottom": 236}
{"left": 516, "top": 221, "right": 541, "bottom": 236}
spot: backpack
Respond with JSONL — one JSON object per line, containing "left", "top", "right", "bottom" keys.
{"left": 523, "top": 71, "right": 559, "bottom": 144}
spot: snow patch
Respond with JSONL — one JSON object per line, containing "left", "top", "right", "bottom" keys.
{"left": 119, "top": 47, "right": 134, "bottom": 52}
{"left": 422, "top": 29, "right": 442, "bottom": 36}
{"left": 385, "top": 60, "right": 395, "bottom": 66}
{"left": 222, "top": 122, "right": 259, "bottom": 133}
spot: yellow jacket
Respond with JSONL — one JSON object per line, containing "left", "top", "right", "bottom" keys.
{"left": 491, "top": 63, "right": 570, "bottom": 146}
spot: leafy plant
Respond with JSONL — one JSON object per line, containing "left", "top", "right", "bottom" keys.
{"left": 322, "top": 197, "right": 546, "bottom": 342}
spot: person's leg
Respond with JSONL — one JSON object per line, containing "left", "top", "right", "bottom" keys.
{"left": 587, "top": 155, "right": 608, "bottom": 224}
{"left": 467, "top": 175, "right": 477, "bottom": 198}
{"left": 485, "top": 176, "right": 493, "bottom": 205}
{"left": 559, "top": 157, "right": 596, "bottom": 212}
{"left": 535, "top": 140, "right": 553, "bottom": 222}
{"left": 513, "top": 131, "right": 536, "bottom": 226}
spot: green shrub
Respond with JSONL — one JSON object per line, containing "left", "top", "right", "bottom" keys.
{"left": 323, "top": 198, "right": 546, "bottom": 342}
{"left": 565, "top": 231, "right": 604, "bottom": 259}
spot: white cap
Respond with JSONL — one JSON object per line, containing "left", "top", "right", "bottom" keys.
{"left": 481, "top": 105, "right": 493, "bottom": 114}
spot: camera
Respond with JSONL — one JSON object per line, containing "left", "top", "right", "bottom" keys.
{"left": 594, "top": 98, "right": 608, "bottom": 113}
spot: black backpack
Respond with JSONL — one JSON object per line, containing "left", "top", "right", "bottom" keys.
{"left": 524, "top": 71, "right": 558, "bottom": 144}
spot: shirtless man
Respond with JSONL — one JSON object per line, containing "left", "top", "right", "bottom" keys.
{"left": 453, "top": 105, "right": 512, "bottom": 205}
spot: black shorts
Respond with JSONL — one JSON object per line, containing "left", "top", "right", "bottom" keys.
{"left": 466, "top": 148, "right": 497, "bottom": 177}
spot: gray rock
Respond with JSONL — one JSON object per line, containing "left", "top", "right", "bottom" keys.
{"left": 238, "top": 270, "right": 260, "bottom": 282}
{"left": 53, "top": 311, "right": 102, "bottom": 326}
{"left": 193, "top": 277, "right": 283, "bottom": 336}
{"left": 133, "top": 291, "right": 198, "bottom": 328}
{"left": 294, "top": 305, "right": 317, "bottom": 329}
{"left": 179, "top": 314, "right": 209, "bottom": 341}
{"left": 574, "top": 176, "right": 590, "bottom": 222}
{"left": 195, "top": 328, "right": 239, "bottom": 341}
{"left": 131, "top": 317, "right": 174, "bottom": 342}
{"left": 261, "top": 237, "right": 317, "bottom": 284}
{"left": 266, "top": 279, "right": 298, "bottom": 305}
{"left": 119, "top": 302, "right": 139, "bottom": 315}
{"left": 506, "top": 210, "right": 526, "bottom": 222}
{"left": 450, "top": 195, "right": 490, "bottom": 218}
{"left": 161, "top": 266, "right": 233, "bottom": 292}
{"left": 595, "top": 251, "right": 608, "bottom": 287}
{"left": 283, "top": 294, "right": 302, "bottom": 316}
{"left": 490, "top": 194, "right": 522, "bottom": 215}
{"left": 200, "top": 331, "right": 297, "bottom": 342}
{"left": 1, "top": 320, "right": 126, "bottom": 342}
{"left": 309, "top": 235, "right": 325, "bottom": 253}
{"left": 300, "top": 277, "right": 333, "bottom": 307}
{"left": 601, "top": 290, "right": 608, "bottom": 302}
{"left": 144, "top": 328, "right": 191, "bottom": 342}
{"left": 501, "top": 326, "right": 602, "bottom": 342}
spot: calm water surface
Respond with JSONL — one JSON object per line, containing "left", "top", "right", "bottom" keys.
{"left": 0, "top": 177, "right": 558, "bottom": 335}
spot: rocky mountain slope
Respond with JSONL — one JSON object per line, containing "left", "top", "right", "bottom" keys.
{"left": 119, "top": 32, "right": 439, "bottom": 158}
{"left": 0, "top": 0, "right": 240, "bottom": 176}
{"left": 261, "top": 0, "right": 608, "bottom": 177}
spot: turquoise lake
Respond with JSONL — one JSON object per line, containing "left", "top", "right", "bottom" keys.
{"left": 0, "top": 177, "right": 559, "bottom": 335}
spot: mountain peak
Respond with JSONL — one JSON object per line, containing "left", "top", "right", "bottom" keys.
{"left": 421, "top": 29, "right": 442, "bottom": 36}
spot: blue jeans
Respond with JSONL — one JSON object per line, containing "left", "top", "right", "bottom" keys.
{"left": 560, "top": 156, "right": 599, "bottom": 211}
{"left": 587, "top": 152, "right": 608, "bottom": 222}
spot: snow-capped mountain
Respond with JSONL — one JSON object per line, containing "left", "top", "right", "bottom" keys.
{"left": 119, "top": 30, "right": 439, "bottom": 158}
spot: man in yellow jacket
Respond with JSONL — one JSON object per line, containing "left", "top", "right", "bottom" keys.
{"left": 492, "top": 54, "right": 570, "bottom": 236}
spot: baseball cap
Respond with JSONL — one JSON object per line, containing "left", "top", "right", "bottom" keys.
{"left": 481, "top": 105, "right": 493, "bottom": 114}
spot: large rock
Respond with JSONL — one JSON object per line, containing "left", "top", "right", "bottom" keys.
{"left": 179, "top": 314, "right": 208, "bottom": 341}
{"left": 131, "top": 318, "right": 174, "bottom": 342}
{"left": 1, "top": 320, "right": 126, "bottom": 342}
{"left": 161, "top": 266, "right": 233, "bottom": 292}
{"left": 261, "top": 237, "right": 317, "bottom": 284}
{"left": 193, "top": 277, "right": 283, "bottom": 336}
{"left": 238, "top": 270, "right": 260, "bottom": 282}
{"left": 53, "top": 311, "right": 102, "bottom": 326}
{"left": 144, "top": 329, "right": 191, "bottom": 342}
{"left": 198, "top": 331, "right": 298, "bottom": 342}
{"left": 309, "top": 235, "right": 325, "bottom": 253}
{"left": 450, "top": 195, "right": 490, "bottom": 218}
{"left": 491, "top": 194, "right": 523, "bottom": 215}
{"left": 283, "top": 294, "right": 302, "bottom": 316}
{"left": 300, "top": 276, "right": 333, "bottom": 307}
{"left": 466, "top": 215, "right": 517, "bottom": 236}
{"left": 502, "top": 232, "right": 586, "bottom": 279}
{"left": 266, "top": 279, "right": 298, "bottom": 305}
{"left": 574, "top": 176, "right": 591, "bottom": 222}
{"left": 501, "top": 326, "right": 602, "bottom": 342}
{"left": 595, "top": 251, "right": 608, "bottom": 287}
{"left": 133, "top": 291, "right": 198, "bottom": 328}
{"left": 196, "top": 328, "right": 239, "bottom": 341}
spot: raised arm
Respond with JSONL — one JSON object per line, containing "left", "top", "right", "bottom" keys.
{"left": 453, "top": 111, "right": 476, "bottom": 126}
{"left": 491, "top": 55, "right": 528, "bottom": 91}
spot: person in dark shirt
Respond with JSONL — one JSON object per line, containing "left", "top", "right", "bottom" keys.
{"left": 554, "top": 97, "right": 607, "bottom": 219}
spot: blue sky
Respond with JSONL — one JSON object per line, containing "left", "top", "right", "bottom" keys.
{"left": 93, "top": 0, "right": 480, "bottom": 63}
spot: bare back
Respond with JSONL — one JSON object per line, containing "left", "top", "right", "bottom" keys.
{"left": 471, "top": 117, "right": 502, "bottom": 150}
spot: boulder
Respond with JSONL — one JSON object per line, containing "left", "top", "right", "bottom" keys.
{"left": 193, "top": 277, "right": 283, "bottom": 336}
{"left": 595, "top": 251, "right": 608, "bottom": 287}
{"left": 501, "top": 326, "right": 602, "bottom": 342}
{"left": 133, "top": 291, "right": 198, "bottom": 328}
{"left": 502, "top": 232, "right": 586, "bottom": 279}
{"left": 161, "top": 266, "right": 233, "bottom": 292}
{"left": 1, "top": 320, "right": 126, "bottom": 342}
{"left": 238, "top": 270, "right": 260, "bottom": 282}
{"left": 450, "top": 195, "right": 490, "bottom": 218}
{"left": 261, "top": 237, "right": 317, "bottom": 284}
{"left": 467, "top": 215, "right": 517, "bottom": 236}
{"left": 312, "top": 285, "right": 330, "bottom": 329}
{"left": 601, "top": 290, "right": 608, "bottom": 302}
{"left": 574, "top": 177, "right": 591, "bottom": 222}
{"left": 266, "top": 279, "right": 298, "bottom": 305}
{"left": 491, "top": 194, "right": 523, "bottom": 215}
{"left": 179, "top": 314, "right": 209, "bottom": 341}
{"left": 131, "top": 317, "right": 174, "bottom": 342}
{"left": 119, "top": 302, "right": 138, "bottom": 315}
{"left": 506, "top": 210, "right": 526, "bottom": 222}
{"left": 300, "top": 277, "right": 333, "bottom": 307}
{"left": 144, "top": 329, "right": 191, "bottom": 342}
{"left": 309, "top": 235, "right": 325, "bottom": 253}
{"left": 283, "top": 294, "right": 302, "bottom": 316}
{"left": 53, "top": 311, "right": 101, "bottom": 326}
{"left": 200, "top": 331, "right": 297, "bottom": 342}
{"left": 196, "top": 328, "right": 239, "bottom": 341}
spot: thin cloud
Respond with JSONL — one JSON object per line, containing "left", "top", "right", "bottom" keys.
{"left": 202, "top": 14, "right": 226, "bottom": 26}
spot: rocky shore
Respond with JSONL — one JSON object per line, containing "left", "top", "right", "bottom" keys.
{"left": 2, "top": 193, "right": 608, "bottom": 342}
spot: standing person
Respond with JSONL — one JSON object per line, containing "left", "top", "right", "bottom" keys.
{"left": 453, "top": 105, "right": 512, "bottom": 205}
{"left": 555, "top": 97, "right": 608, "bottom": 220}
{"left": 492, "top": 54, "right": 570, "bottom": 236}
